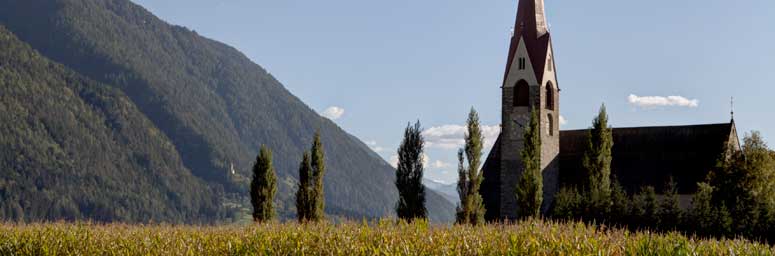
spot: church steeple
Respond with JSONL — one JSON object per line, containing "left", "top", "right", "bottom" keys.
{"left": 514, "top": 0, "right": 549, "bottom": 39}
{"left": 503, "top": 0, "right": 553, "bottom": 87}
{"left": 493, "top": 0, "right": 560, "bottom": 220}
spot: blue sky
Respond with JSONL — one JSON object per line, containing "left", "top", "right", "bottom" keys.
{"left": 132, "top": 0, "right": 775, "bottom": 184}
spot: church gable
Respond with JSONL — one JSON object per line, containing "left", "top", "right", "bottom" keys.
{"left": 504, "top": 36, "right": 540, "bottom": 87}
{"left": 541, "top": 41, "right": 558, "bottom": 89}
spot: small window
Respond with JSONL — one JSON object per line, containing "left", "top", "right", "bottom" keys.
{"left": 547, "top": 57, "right": 553, "bottom": 72}
{"left": 545, "top": 82, "right": 555, "bottom": 110}
{"left": 514, "top": 80, "right": 529, "bottom": 107}
{"left": 547, "top": 114, "right": 554, "bottom": 136}
{"left": 518, "top": 57, "right": 526, "bottom": 70}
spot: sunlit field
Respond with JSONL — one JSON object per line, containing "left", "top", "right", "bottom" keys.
{"left": 1, "top": 219, "right": 772, "bottom": 255}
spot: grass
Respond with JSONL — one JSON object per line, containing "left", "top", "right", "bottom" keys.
{"left": 0, "top": 219, "right": 772, "bottom": 255}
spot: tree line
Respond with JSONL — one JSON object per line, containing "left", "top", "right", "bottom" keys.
{"left": 551, "top": 105, "right": 775, "bottom": 243}
{"left": 249, "top": 106, "right": 775, "bottom": 244}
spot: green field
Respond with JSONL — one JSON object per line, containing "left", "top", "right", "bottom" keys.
{"left": 1, "top": 219, "right": 772, "bottom": 255}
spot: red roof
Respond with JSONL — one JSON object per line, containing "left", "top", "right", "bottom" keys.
{"left": 503, "top": 0, "right": 553, "bottom": 86}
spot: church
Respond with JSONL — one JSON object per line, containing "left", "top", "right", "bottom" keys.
{"left": 479, "top": 0, "right": 740, "bottom": 221}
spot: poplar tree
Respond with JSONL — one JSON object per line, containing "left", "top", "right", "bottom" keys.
{"left": 516, "top": 109, "right": 542, "bottom": 219}
{"left": 250, "top": 145, "right": 277, "bottom": 222}
{"left": 295, "top": 152, "right": 313, "bottom": 222}
{"left": 456, "top": 108, "right": 486, "bottom": 225}
{"left": 395, "top": 121, "right": 427, "bottom": 221}
{"left": 583, "top": 104, "right": 613, "bottom": 215}
{"left": 310, "top": 131, "right": 326, "bottom": 221}
{"left": 455, "top": 149, "right": 468, "bottom": 223}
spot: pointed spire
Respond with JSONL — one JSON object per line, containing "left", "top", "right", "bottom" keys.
{"left": 503, "top": 0, "right": 553, "bottom": 85}
{"left": 730, "top": 96, "right": 735, "bottom": 122}
{"left": 514, "top": 0, "right": 549, "bottom": 40}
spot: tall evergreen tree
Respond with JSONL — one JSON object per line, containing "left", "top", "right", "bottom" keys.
{"left": 516, "top": 109, "right": 542, "bottom": 219}
{"left": 582, "top": 104, "right": 613, "bottom": 215}
{"left": 310, "top": 131, "right": 326, "bottom": 221}
{"left": 456, "top": 108, "right": 486, "bottom": 225}
{"left": 250, "top": 145, "right": 277, "bottom": 222}
{"left": 295, "top": 152, "right": 313, "bottom": 222}
{"left": 455, "top": 149, "right": 468, "bottom": 223}
{"left": 395, "top": 121, "right": 427, "bottom": 221}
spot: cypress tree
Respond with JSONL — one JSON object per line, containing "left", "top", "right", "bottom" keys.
{"left": 582, "top": 104, "right": 613, "bottom": 216}
{"left": 395, "top": 121, "right": 427, "bottom": 221}
{"left": 310, "top": 131, "right": 326, "bottom": 221}
{"left": 456, "top": 108, "right": 486, "bottom": 225}
{"left": 250, "top": 145, "right": 277, "bottom": 222}
{"left": 516, "top": 109, "right": 542, "bottom": 219}
{"left": 455, "top": 149, "right": 468, "bottom": 224}
{"left": 295, "top": 152, "right": 313, "bottom": 222}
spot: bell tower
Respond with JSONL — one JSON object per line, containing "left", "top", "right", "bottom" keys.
{"left": 498, "top": 0, "right": 560, "bottom": 219}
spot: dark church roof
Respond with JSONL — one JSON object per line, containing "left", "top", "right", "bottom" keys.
{"left": 481, "top": 122, "right": 738, "bottom": 204}
{"left": 481, "top": 134, "right": 502, "bottom": 221}
{"left": 559, "top": 122, "right": 739, "bottom": 194}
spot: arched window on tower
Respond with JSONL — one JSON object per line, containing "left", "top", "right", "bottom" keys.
{"left": 514, "top": 80, "right": 529, "bottom": 107}
{"left": 545, "top": 82, "right": 555, "bottom": 110}
{"left": 547, "top": 114, "right": 554, "bottom": 136}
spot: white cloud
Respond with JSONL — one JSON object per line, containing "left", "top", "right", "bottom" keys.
{"left": 389, "top": 155, "right": 399, "bottom": 168}
{"left": 430, "top": 160, "right": 451, "bottom": 169}
{"left": 559, "top": 115, "right": 568, "bottom": 126}
{"left": 422, "top": 124, "right": 500, "bottom": 150}
{"left": 628, "top": 94, "right": 699, "bottom": 108}
{"left": 321, "top": 106, "right": 345, "bottom": 120}
{"left": 365, "top": 140, "right": 386, "bottom": 153}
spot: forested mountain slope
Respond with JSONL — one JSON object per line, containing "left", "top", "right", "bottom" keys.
{"left": 0, "top": 26, "right": 222, "bottom": 222}
{"left": 0, "top": 0, "right": 454, "bottom": 222}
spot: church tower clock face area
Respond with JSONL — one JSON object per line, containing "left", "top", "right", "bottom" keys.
{"left": 498, "top": 0, "right": 560, "bottom": 219}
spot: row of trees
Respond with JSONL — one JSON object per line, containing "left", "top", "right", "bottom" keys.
{"left": 248, "top": 106, "right": 540, "bottom": 224}
{"left": 392, "top": 109, "right": 490, "bottom": 224}
{"left": 250, "top": 132, "right": 326, "bottom": 223}
{"left": 392, "top": 108, "right": 545, "bottom": 224}
{"left": 551, "top": 105, "right": 775, "bottom": 243}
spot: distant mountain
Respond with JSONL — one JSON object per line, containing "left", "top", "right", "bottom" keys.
{"left": 0, "top": 26, "right": 222, "bottom": 222}
{"left": 424, "top": 179, "right": 459, "bottom": 206}
{"left": 0, "top": 0, "right": 454, "bottom": 222}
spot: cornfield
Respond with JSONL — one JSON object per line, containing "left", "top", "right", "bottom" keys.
{"left": 0, "top": 219, "right": 772, "bottom": 255}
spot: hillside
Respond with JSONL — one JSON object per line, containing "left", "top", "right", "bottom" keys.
{"left": 0, "top": 0, "right": 454, "bottom": 222}
{"left": 424, "top": 179, "right": 459, "bottom": 205}
{"left": 0, "top": 27, "right": 222, "bottom": 222}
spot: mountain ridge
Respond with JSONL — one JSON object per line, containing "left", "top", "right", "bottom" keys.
{"left": 0, "top": 0, "right": 454, "bottom": 222}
